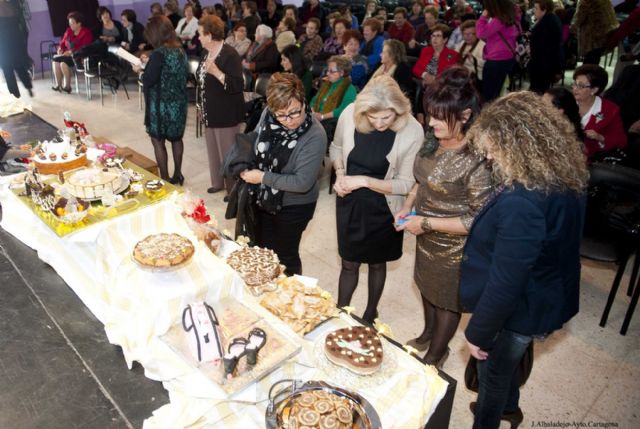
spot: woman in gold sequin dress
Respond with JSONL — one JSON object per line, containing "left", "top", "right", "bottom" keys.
{"left": 395, "top": 66, "right": 492, "bottom": 367}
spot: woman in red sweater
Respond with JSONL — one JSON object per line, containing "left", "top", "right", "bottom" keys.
{"left": 51, "top": 11, "right": 93, "bottom": 93}
{"left": 572, "top": 64, "right": 627, "bottom": 161}
{"left": 412, "top": 24, "right": 459, "bottom": 123}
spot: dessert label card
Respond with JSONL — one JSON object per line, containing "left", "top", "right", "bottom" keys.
{"left": 161, "top": 297, "right": 301, "bottom": 398}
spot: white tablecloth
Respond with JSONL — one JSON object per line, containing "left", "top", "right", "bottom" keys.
{"left": 0, "top": 182, "right": 448, "bottom": 429}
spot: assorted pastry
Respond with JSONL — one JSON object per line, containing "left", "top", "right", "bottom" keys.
{"left": 324, "top": 327, "right": 383, "bottom": 376}
{"left": 144, "top": 179, "right": 165, "bottom": 192}
{"left": 133, "top": 233, "right": 195, "bottom": 268}
{"left": 282, "top": 390, "right": 355, "bottom": 429}
{"left": 51, "top": 195, "right": 89, "bottom": 223}
{"left": 260, "top": 277, "right": 337, "bottom": 335}
{"left": 226, "top": 246, "right": 283, "bottom": 293}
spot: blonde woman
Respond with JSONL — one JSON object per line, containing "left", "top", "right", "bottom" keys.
{"left": 330, "top": 75, "right": 423, "bottom": 323}
{"left": 462, "top": 91, "right": 588, "bottom": 429}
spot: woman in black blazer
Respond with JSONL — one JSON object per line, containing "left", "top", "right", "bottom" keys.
{"left": 528, "top": 0, "right": 563, "bottom": 93}
{"left": 461, "top": 91, "right": 589, "bottom": 429}
{"left": 369, "top": 39, "right": 415, "bottom": 98}
{"left": 198, "top": 14, "right": 246, "bottom": 196}
{"left": 120, "top": 9, "right": 146, "bottom": 53}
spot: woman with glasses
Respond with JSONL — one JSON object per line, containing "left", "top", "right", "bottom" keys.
{"left": 412, "top": 24, "right": 459, "bottom": 124}
{"left": 310, "top": 55, "right": 358, "bottom": 141}
{"left": 572, "top": 64, "right": 627, "bottom": 161}
{"left": 330, "top": 75, "right": 423, "bottom": 323}
{"left": 240, "top": 73, "right": 327, "bottom": 276}
{"left": 395, "top": 66, "right": 492, "bottom": 367}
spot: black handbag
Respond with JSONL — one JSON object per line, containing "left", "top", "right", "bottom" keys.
{"left": 464, "top": 341, "right": 534, "bottom": 392}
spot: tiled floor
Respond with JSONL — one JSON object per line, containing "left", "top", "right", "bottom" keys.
{"left": 2, "top": 74, "right": 639, "bottom": 428}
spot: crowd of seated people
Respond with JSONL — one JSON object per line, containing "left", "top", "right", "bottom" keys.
{"left": 50, "top": 0, "right": 638, "bottom": 168}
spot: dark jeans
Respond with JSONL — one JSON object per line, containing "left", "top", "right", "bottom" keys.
{"left": 482, "top": 59, "right": 515, "bottom": 103}
{"left": 255, "top": 202, "right": 317, "bottom": 276}
{"left": 473, "top": 329, "right": 532, "bottom": 429}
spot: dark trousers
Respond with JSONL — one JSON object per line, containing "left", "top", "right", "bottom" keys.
{"left": 1, "top": 63, "right": 32, "bottom": 98}
{"left": 255, "top": 202, "right": 317, "bottom": 276}
{"left": 473, "top": 329, "right": 532, "bottom": 429}
{"left": 583, "top": 48, "right": 605, "bottom": 65}
{"left": 528, "top": 69, "right": 556, "bottom": 94}
{"left": 482, "top": 59, "right": 515, "bottom": 103}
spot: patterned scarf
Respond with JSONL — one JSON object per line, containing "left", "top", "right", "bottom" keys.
{"left": 252, "top": 104, "right": 314, "bottom": 214}
{"left": 312, "top": 77, "right": 352, "bottom": 114}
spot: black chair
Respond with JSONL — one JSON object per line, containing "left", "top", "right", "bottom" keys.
{"left": 40, "top": 40, "right": 58, "bottom": 81}
{"left": 83, "top": 55, "right": 130, "bottom": 105}
{"left": 580, "top": 163, "right": 640, "bottom": 335}
{"left": 254, "top": 73, "right": 271, "bottom": 97}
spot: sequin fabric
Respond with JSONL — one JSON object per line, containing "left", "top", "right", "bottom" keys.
{"left": 413, "top": 146, "right": 492, "bottom": 312}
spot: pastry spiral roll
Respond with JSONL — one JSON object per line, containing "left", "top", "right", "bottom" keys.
{"left": 313, "top": 399, "right": 333, "bottom": 414}
{"left": 335, "top": 405, "right": 353, "bottom": 424}
{"left": 297, "top": 409, "right": 320, "bottom": 426}
{"left": 319, "top": 414, "right": 339, "bottom": 429}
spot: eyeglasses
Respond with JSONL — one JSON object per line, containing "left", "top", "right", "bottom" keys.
{"left": 327, "top": 68, "right": 340, "bottom": 74}
{"left": 572, "top": 81, "right": 591, "bottom": 89}
{"left": 274, "top": 108, "right": 303, "bottom": 121}
{"left": 431, "top": 33, "right": 443, "bottom": 39}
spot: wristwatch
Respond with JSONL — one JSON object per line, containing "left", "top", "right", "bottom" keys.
{"left": 421, "top": 216, "right": 433, "bottom": 233}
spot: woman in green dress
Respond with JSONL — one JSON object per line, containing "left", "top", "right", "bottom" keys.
{"left": 140, "top": 15, "right": 188, "bottom": 184}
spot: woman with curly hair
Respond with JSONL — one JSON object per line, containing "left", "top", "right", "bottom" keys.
{"left": 462, "top": 91, "right": 589, "bottom": 429}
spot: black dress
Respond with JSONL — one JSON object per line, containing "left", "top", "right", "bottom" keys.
{"left": 336, "top": 129, "right": 404, "bottom": 263}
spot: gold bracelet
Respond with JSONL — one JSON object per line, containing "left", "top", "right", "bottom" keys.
{"left": 421, "top": 216, "right": 433, "bottom": 233}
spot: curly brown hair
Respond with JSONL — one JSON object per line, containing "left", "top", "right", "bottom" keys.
{"left": 467, "top": 91, "right": 588, "bottom": 194}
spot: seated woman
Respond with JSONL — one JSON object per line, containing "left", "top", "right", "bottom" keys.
{"left": 240, "top": 73, "right": 327, "bottom": 276}
{"left": 412, "top": 24, "right": 460, "bottom": 123}
{"left": 370, "top": 39, "right": 415, "bottom": 98}
{"left": 572, "top": 64, "right": 627, "bottom": 161}
{"left": 243, "top": 24, "right": 280, "bottom": 74}
{"left": 360, "top": 18, "right": 385, "bottom": 72}
{"left": 298, "top": 17, "right": 324, "bottom": 62}
{"left": 543, "top": 87, "right": 586, "bottom": 141}
{"left": 455, "top": 19, "right": 485, "bottom": 90}
{"left": 225, "top": 22, "right": 251, "bottom": 58}
{"left": 51, "top": 12, "right": 93, "bottom": 93}
{"left": 120, "top": 9, "right": 146, "bottom": 53}
{"left": 241, "top": 1, "right": 260, "bottom": 40}
{"left": 93, "top": 6, "right": 125, "bottom": 47}
{"left": 310, "top": 55, "right": 358, "bottom": 142}
{"left": 331, "top": 75, "right": 423, "bottom": 323}
{"left": 342, "top": 30, "right": 369, "bottom": 90}
{"left": 280, "top": 45, "right": 313, "bottom": 102}
{"left": 176, "top": 3, "right": 199, "bottom": 51}
{"left": 320, "top": 17, "right": 350, "bottom": 59}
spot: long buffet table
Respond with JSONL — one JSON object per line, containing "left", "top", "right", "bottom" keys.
{"left": 0, "top": 112, "right": 456, "bottom": 429}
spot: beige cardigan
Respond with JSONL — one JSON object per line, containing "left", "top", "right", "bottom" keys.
{"left": 329, "top": 103, "right": 424, "bottom": 215}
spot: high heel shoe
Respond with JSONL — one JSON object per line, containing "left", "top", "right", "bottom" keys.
{"left": 223, "top": 337, "right": 249, "bottom": 377}
{"left": 423, "top": 347, "right": 449, "bottom": 369}
{"left": 169, "top": 173, "right": 184, "bottom": 186}
{"left": 469, "top": 402, "right": 523, "bottom": 429}
{"left": 245, "top": 328, "right": 267, "bottom": 365}
{"left": 406, "top": 335, "right": 432, "bottom": 352}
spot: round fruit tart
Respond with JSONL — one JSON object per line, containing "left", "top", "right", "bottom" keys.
{"left": 133, "top": 233, "right": 195, "bottom": 269}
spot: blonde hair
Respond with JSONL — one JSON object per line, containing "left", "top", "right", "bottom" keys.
{"left": 353, "top": 76, "right": 412, "bottom": 133}
{"left": 467, "top": 91, "right": 589, "bottom": 194}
